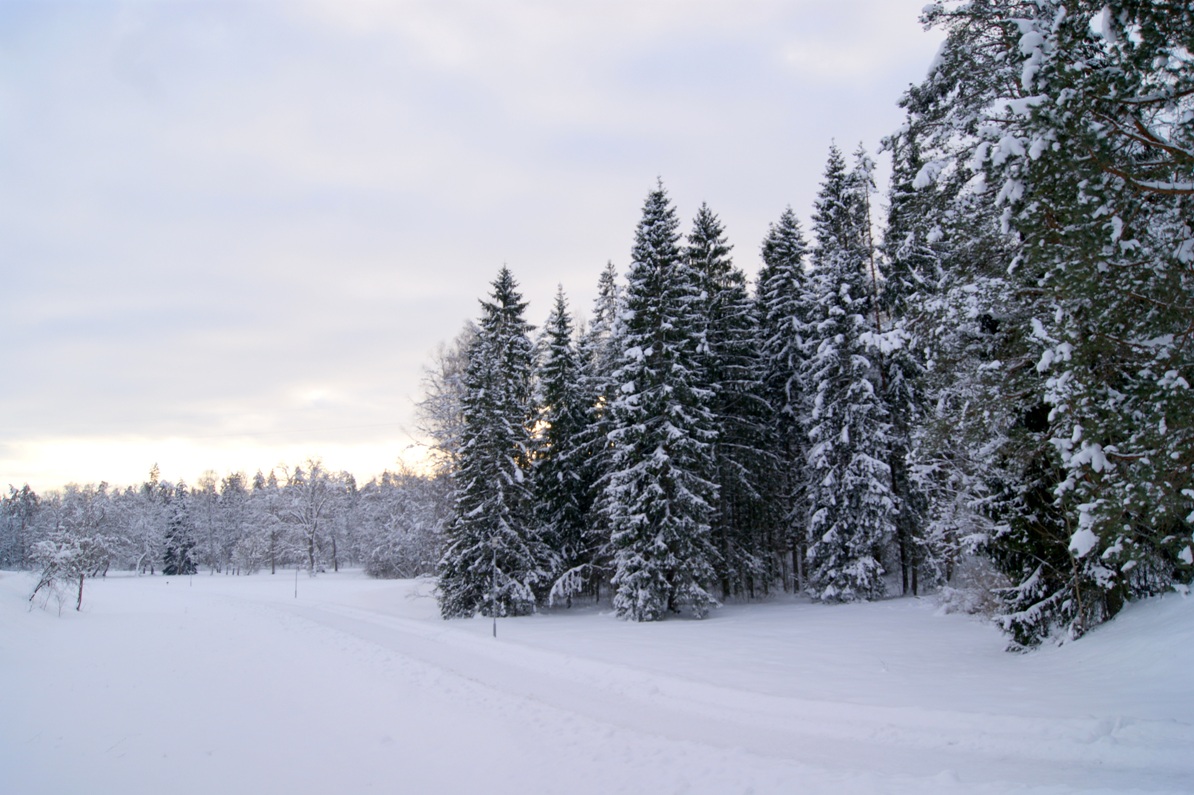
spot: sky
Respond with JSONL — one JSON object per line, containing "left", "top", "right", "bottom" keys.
{"left": 0, "top": 0, "right": 943, "bottom": 493}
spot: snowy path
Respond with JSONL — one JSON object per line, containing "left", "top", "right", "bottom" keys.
{"left": 278, "top": 594, "right": 1193, "bottom": 793}
{"left": 2, "top": 571, "right": 1191, "bottom": 794}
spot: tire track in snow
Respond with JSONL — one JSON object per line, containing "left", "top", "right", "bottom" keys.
{"left": 263, "top": 598, "right": 1192, "bottom": 794}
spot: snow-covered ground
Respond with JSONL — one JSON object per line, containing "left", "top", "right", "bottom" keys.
{"left": 2, "top": 571, "right": 1190, "bottom": 794}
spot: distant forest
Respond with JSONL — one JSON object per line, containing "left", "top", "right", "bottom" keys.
{"left": 5, "top": 2, "right": 1191, "bottom": 648}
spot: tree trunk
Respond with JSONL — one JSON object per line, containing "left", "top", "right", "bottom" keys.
{"left": 899, "top": 529, "right": 910, "bottom": 596}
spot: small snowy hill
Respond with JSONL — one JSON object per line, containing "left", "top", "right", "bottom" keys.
{"left": 1, "top": 571, "right": 1190, "bottom": 794}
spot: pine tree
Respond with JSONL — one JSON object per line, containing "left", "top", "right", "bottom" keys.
{"left": 755, "top": 207, "right": 815, "bottom": 591}
{"left": 898, "top": 0, "right": 1194, "bottom": 644}
{"left": 601, "top": 182, "right": 719, "bottom": 621}
{"left": 957, "top": 0, "right": 1194, "bottom": 642}
{"left": 800, "top": 145, "right": 896, "bottom": 603}
{"left": 687, "top": 202, "right": 772, "bottom": 597}
{"left": 437, "top": 267, "right": 553, "bottom": 619}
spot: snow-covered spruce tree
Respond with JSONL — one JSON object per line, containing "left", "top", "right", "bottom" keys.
{"left": 582, "top": 261, "right": 622, "bottom": 387}
{"left": 163, "top": 480, "right": 198, "bottom": 576}
{"left": 558, "top": 261, "right": 624, "bottom": 604}
{"left": 890, "top": 3, "right": 1055, "bottom": 624}
{"left": 1, "top": 484, "right": 41, "bottom": 569}
{"left": 877, "top": 128, "right": 936, "bottom": 595}
{"left": 533, "top": 287, "right": 594, "bottom": 605}
{"left": 800, "top": 144, "right": 896, "bottom": 603}
{"left": 687, "top": 203, "right": 774, "bottom": 597}
{"left": 852, "top": 142, "right": 933, "bottom": 595}
{"left": 601, "top": 183, "right": 719, "bottom": 621}
{"left": 954, "top": 0, "right": 1194, "bottom": 643}
{"left": 755, "top": 207, "right": 815, "bottom": 591}
{"left": 437, "top": 267, "right": 553, "bottom": 619}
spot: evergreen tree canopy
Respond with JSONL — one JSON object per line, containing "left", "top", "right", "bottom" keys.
{"left": 602, "top": 183, "right": 719, "bottom": 621}
{"left": 755, "top": 206, "right": 816, "bottom": 590}
{"left": 437, "top": 267, "right": 553, "bottom": 619}
{"left": 558, "top": 261, "right": 626, "bottom": 603}
{"left": 957, "top": 0, "right": 1194, "bottom": 642}
{"left": 688, "top": 202, "right": 773, "bottom": 596}
{"left": 801, "top": 145, "right": 896, "bottom": 603}
{"left": 533, "top": 286, "right": 593, "bottom": 600}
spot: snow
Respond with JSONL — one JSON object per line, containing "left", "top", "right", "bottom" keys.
{"left": 1068, "top": 526, "right": 1100, "bottom": 558}
{"left": 1099, "top": 6, "right": 1119, "bottom": 45}
{"left": 3, "top": 570, "right": 1192, "bottom": 794}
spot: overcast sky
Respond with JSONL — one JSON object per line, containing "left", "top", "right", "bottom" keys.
{"left": 0, "top": 0, "right": 942, "bottom": 492}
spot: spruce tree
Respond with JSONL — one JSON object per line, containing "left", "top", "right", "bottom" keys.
{"left": 437, "top": 267, "right": 552, "bottom": 619}
{"left": 687, "top": 203, "right": 772, "bottom": 597}
{"left": 755, "top": 207, "right": 815, "bottom": 591}
{"left": 582, "top": 262, "right": 622, "bottom": 386}
{"left": 800, "top": 145, "right": 896, "bottom": 603}
{"left": 1, "top": 484, "right": 40, "bottom": 570}
{"left": 601, "top": 182, "right": 719, "bottom": 620}
{"left": 533, "top": 286, "right": 593, "bottom": 605}
{"left": 162, "top": 480, "right": 197, "bottom": 576}
{"left": 891, "top": 3, "right": 1053, "bottom": 630}
{"left": 564, "top": 261, "right": 624, "bottom": 602}
{"left": 879, "top": 124, "right": 943, "bottom": 595}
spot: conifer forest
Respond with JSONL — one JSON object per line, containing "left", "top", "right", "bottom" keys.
{"left": 5, "top": 1, "right": 1192, "bottom": 651}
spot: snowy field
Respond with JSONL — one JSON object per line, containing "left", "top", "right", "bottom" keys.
{"left": 2, "top": 571, "right": 1191, "bottom": 795}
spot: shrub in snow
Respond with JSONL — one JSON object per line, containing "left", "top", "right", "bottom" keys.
{"left": 29, "top": 530, "right": 115, "bottom": 613}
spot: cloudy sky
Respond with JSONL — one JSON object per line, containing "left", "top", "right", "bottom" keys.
{"left": 0, "top": 0, "right": 942, "bottom": 492}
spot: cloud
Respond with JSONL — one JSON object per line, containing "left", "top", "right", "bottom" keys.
{"left": 0, "top": 0, "right": 942, "bottom": 491}
{"left": 777, "top": 1, "right": 935, "bottom": 79}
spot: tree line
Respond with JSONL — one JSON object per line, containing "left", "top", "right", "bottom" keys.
{"left": 4, "top": 463, "right": 446, "bottom": 610}
{"left": 431, "top": 1, "right": 1193, "bottom": 646}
